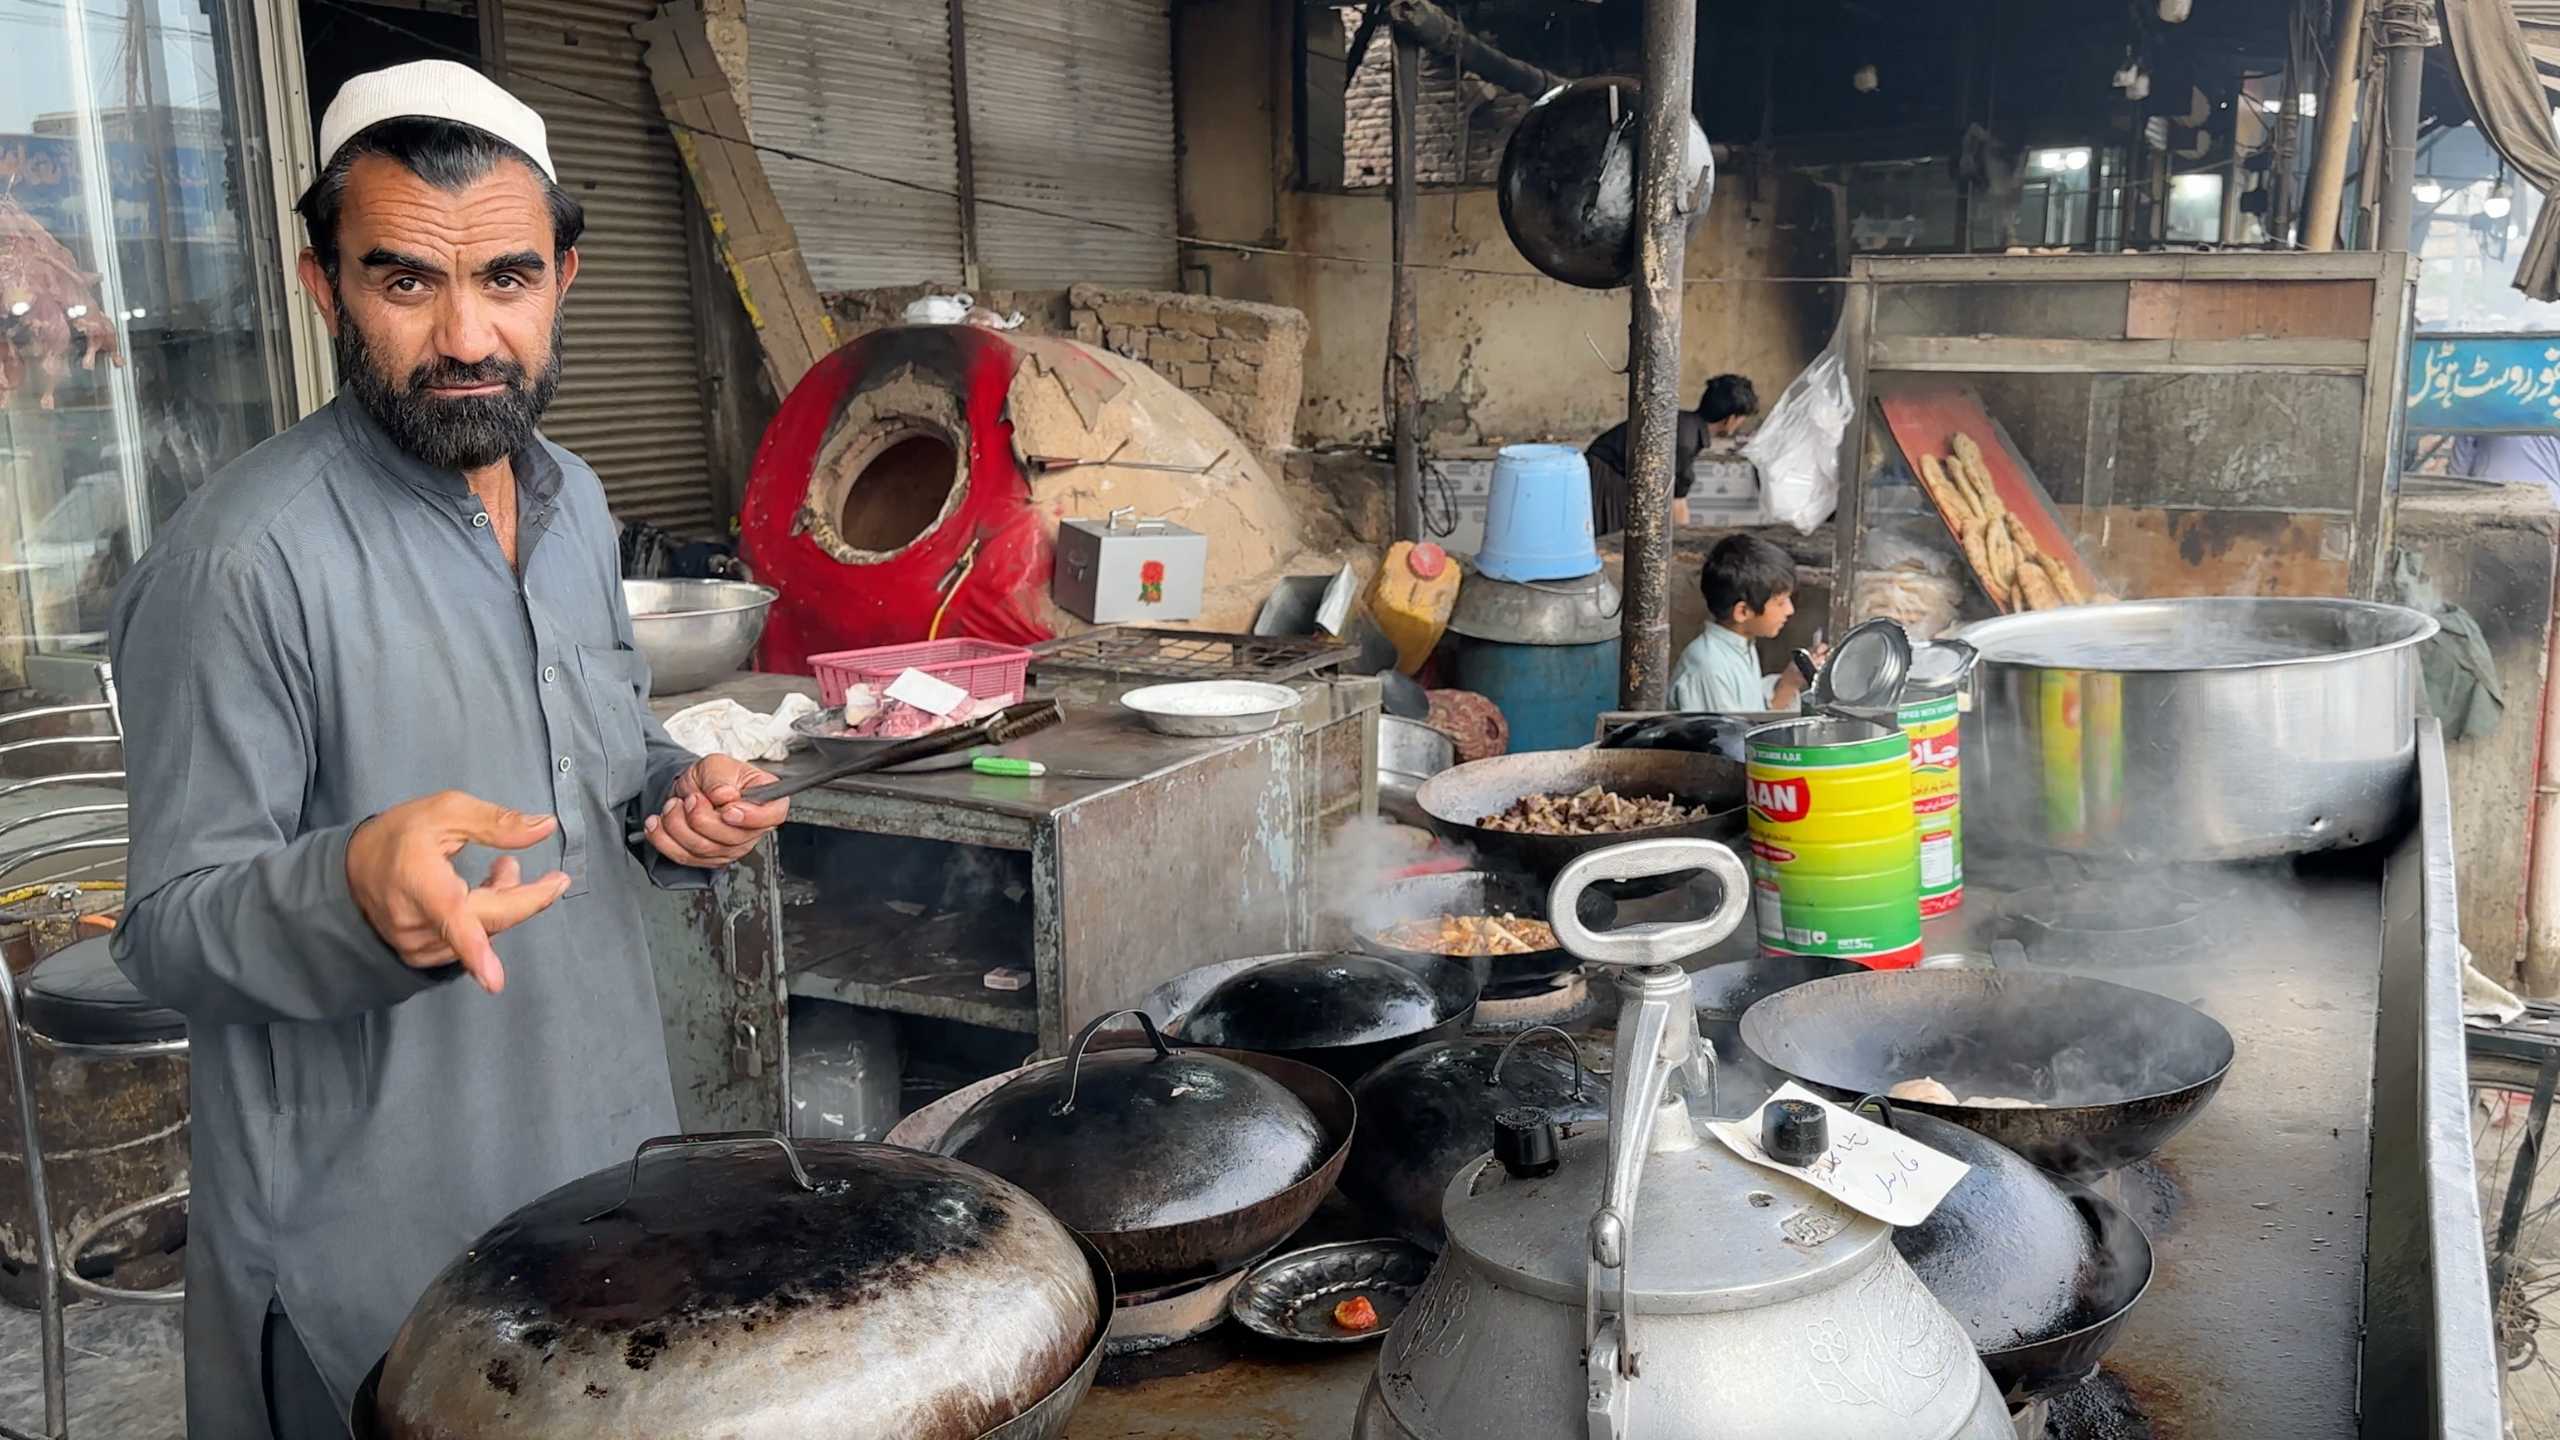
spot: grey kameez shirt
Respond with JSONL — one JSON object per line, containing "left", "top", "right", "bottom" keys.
{"left": 110, "top": 395, "right": 705, "bottom": 1439}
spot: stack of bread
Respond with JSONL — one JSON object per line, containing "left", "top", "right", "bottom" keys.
{"left": 1915, "top": 432, "right": 2092, "bottom": 612}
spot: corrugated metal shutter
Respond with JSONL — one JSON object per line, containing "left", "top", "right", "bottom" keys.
{"left": 962, "top": 0, "right": 1177, "bottom": 289}
{"left": 494, "top": 0, "right": 720, "bottom": 534}
{"left": 750, "top": 0, "right": 966, "bottom": 290}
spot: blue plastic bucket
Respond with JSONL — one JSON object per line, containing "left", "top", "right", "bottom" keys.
{"left": 1476, "top": 444, "right": 1600, "bottom": 582}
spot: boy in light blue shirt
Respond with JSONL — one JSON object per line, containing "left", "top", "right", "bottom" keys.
{"left": 1670, "top": 534, "right": 1826, "bottom": 712}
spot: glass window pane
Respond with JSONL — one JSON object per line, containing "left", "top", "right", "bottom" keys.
{"left": 1, "top": 0, "right": 297, "bottom": 669}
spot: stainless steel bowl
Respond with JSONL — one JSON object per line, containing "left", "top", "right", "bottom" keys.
{"left": 624, "top": 579, "right": 778, "bottom": 696}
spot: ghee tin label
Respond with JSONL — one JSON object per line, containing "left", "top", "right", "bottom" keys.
{"left": 1746, "top": 722, "right": 1923, "bottom": 969}
{"left": 1901, "top": 691, "right": 1962, "bottom": 918}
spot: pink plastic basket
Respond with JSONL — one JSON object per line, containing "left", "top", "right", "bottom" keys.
{"left": 808, "top": 638, "right": 1034, "bottom": 709}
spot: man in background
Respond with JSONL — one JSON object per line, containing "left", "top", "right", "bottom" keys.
{"left": 1584, "top": 373, "right": 1760, "bottom": 537}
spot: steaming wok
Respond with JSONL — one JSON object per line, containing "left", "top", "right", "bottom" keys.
{"left": 1414, "top": 748, "right": 1745, "bottom": 891}
{"left": 1358, "top": 870, "right": 1589, "bottom": 994}
{"left": 1139, "top": 951, "right": 1480, "bottom": 1085}
{"left": 1737, "top": 969, "right": 2235, "bottom": 1181}
{"left": 1877, "top": 1104, "right": 2156, "bottom": 1400}
{"left": 886, "top": 1016, "right": 1354, "bottom": 1291}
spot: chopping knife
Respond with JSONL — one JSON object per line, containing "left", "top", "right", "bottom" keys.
{"left": 744, "top": 700, "right": 1065, "bottom": 804}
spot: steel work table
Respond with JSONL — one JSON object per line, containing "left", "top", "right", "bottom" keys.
{"left": 1063, "top": 719, "right": 2499, "bottom": 1439}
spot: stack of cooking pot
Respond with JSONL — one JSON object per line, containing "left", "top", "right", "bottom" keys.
{"left": 356, "top": 1003, "right": 1358, "bottom": 1436}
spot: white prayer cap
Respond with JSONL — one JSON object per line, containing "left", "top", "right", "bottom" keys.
{"left": 317, "top": 60, "right": 556, "bottom": 182}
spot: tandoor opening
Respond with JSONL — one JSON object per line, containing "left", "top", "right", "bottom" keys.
{"left": 836, "top": 432, "right": 961, "bottom": 553}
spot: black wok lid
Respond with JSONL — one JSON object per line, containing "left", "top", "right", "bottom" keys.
{"left": 371, "top": 1133, "right": 1104, "bottom": 1440}
{"left": 1874, "top": 1103, "right": 2103, "bottom": 1352}
{"left": 1183, "top": 953, "right": 1443, "bottom": 1052}
{"left": 940, "top": 1012, "right": 1331, "bottom": 1236}
{"left": 1344, "top": 1028, "right": 1612, "bottom": 1251}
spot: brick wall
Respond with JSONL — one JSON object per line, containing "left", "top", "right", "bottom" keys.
{"left": 822, "top": 283, "right": 1309, "bottom": 456}
{"left": 1338, "top": 7, "right": 1521, "bottom": 188}
{"left": 1069, "top": 284, "right": 1308, "bottom": 455}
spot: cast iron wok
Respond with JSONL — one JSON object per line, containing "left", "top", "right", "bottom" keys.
{"left": 1413, "top": 748, "right": 1745, "bottom": 892}
{"left": 1358, "top": 870, "right": 1587, "bottom": 993}
{"left": 1872, "top": 1103, "right": 2156, "bottom": 1400}
{"left": 1737, "top": 968, "right": 2235, "bottom": 1181}
{"left": 1138, "top": 951, "right": 1480, "bottom": 1085}
{"left": 884, "top": 1028, "right": 1353, "bottom": 1291}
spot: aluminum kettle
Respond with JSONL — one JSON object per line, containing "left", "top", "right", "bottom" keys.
{"left": 1353, "top": 838, "right": 2014, "bottom": 1440}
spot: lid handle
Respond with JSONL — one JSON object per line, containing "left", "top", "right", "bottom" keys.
{"left": 1547, "top": 838, "right": 1750, "bottom": 970}
{"left": 580, "top": 1131, "right": 825, "bottom": 1224}
{"left": 1053, "top": 1008, "right": 1175, "bottom": 1117}
{"left": 1493, "top": 1023, "right": 1591, "bottom": 1102}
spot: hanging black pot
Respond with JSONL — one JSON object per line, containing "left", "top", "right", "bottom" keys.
{"left": 1498, "top": 75, "right": 1715, "bottom": 289}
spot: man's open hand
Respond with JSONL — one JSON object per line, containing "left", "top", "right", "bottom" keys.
{"left": 346, "top": 792, "right": 570, "bottom": 993}
{"left": 644, "top": 753, "right": 789, "bottom": 869}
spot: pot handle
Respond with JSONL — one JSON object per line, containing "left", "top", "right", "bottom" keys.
{"left": 1848, "top": 1093, "right": 1898, "bottom": 1130}
{"left": 580, "top": 1131, "right": 831, "bottom": 1224}
{"left": 1546, "top": 837, "right": 1751, "bottom": 971}
{"left": 1053, "top": 1008, "right": 1176, "bottom": 1117}
{"left": 1494, "top": 1024, "right": 1591, "bottom": 1102}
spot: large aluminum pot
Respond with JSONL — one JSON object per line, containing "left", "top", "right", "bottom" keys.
{"left": 1955, "top": 597, "right": 2437, "bottom": 862}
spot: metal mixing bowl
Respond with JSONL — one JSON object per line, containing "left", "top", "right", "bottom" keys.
{"left": 623, "top": 579, "right": 778, "bottom": 695}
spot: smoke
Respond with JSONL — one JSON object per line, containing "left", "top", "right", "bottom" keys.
{"left": 1316, "top": 814, "right": 1473, "bottom": 945}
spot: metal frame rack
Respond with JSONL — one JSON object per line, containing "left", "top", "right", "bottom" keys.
{"left": 1827, "top": 250, "right": 2418, "bottom": 632}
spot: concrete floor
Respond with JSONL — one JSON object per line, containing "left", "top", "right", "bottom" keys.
{"left": 0, "top": 1299, "right": 182, "bottom": 1439}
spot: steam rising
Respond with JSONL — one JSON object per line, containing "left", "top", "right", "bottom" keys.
{"left": 1316, "top": 815, "right": 1473, "bottom": 945}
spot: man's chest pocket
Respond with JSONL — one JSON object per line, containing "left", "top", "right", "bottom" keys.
{"left": 574, "top": 645, "right": 654, "bottom": 809}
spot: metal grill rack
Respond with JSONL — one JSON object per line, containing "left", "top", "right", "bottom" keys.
{"left": 1028, "top": 627, "right": 1355, "bottom": 685}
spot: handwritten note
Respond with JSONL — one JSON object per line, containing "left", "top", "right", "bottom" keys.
{"left": 1705, "top": 1083, "right": 1970, "bottom": 1228}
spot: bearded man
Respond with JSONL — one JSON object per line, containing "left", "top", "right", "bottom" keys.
{"left": 107, "top": 61, "right": 789, "bottom": 1439}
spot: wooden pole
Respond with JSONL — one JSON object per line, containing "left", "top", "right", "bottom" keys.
{"left": 2375, "top": 17, "right": 2423, "bottom": 253}
{"left": 1387, "top": 38, "right": 1424, "bottom": 543}
{"left": 2301, "top": 0, "right": 2370, "bottom": 251}
{"left": 1619, "top": 0, "right": 1697, "bottom": 709}
{"left": 1384, "top": 0, "right": 1562, "bottom": 98}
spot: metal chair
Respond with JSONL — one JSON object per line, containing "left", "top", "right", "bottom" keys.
{"left": 0, "top": 665, "right": 186, "bottom": 1440}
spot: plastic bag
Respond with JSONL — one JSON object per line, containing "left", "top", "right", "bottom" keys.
{"left": 1744, "top": 326, "right": 1854, "bottom": 533}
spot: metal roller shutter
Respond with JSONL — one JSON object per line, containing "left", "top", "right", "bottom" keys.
{"left": 494, "top": 0, "right": 721, "bottom": 535}
{"left": 750, "top": 0, "right": 966, "bottom": 290}
{"left": 962, "top": 0, "right": 1178, "bottom": 289}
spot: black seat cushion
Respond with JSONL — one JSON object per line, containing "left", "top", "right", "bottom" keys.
{"left": 23, "top": 935, "right": 187, "bottom": 1046}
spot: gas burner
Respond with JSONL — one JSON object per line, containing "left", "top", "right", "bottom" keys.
{"left": 1104, "top": 1270, "right": 1248, "bottom": 1356}
{"left": 1470, "top": 971, "right": 1596, "bottom": 1031}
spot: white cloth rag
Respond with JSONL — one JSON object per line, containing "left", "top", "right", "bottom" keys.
{"left": 664, "top": 692, "right": 821, "bottom": 763}
{"left": 2465, "top": 944, "right": 2529, "bottom": 1025}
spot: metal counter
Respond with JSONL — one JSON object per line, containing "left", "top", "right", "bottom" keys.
{"left": 1065, "top": 719, "right": 2501, "bottom": 1438}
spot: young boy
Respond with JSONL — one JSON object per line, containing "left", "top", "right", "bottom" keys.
{"left": 1670, "top": 534, "right": 1826, "bottom": 713}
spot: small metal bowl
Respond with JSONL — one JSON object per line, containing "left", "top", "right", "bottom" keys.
{"left": 625, "top": 579, "right": 777, "bottom": 695}
{"left": 1228, "top": 1239, "right": 1433, "bottom": 1345}
{"left": 788, "top": 709, "right": 981, "bottom": 773}
{"left": 1120, "top": 681, "right": 1300, "bottom": 737}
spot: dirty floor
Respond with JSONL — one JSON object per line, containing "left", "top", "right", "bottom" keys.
{"left": 0, "top": 1299, "right": 183, "bottom": 1439}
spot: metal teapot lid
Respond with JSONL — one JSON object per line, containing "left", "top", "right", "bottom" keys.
{"left": 1445, "top": 840, "right": 1892, "bottom": 1339}
{"left": 1810, "top": 617, "right": 1914, "bottom": 712}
